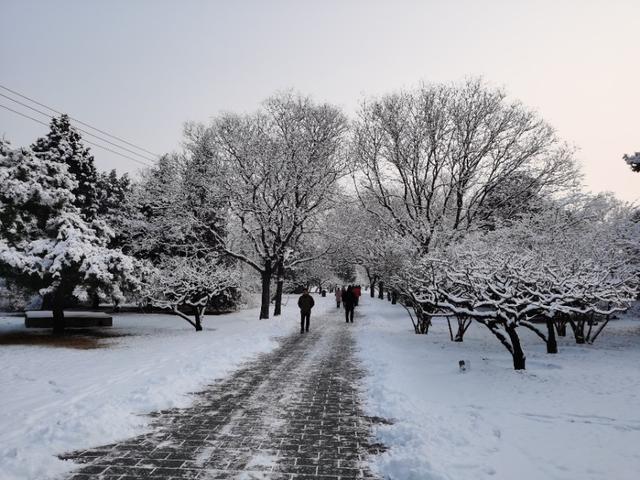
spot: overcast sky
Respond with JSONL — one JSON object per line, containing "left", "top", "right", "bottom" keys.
{"left": 1, "top": 0, "right": 638, "bottom": 202}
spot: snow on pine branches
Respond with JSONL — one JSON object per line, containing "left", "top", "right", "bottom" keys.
{"left": 0, "top": 139, "right": 141, "bottom": 334}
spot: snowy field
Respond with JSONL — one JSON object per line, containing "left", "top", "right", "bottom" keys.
{"left": 355, "top": 297, "right": 640, "bottom": 480}
{"left": 0, "top": 295, "right": 323, "bottom": 480}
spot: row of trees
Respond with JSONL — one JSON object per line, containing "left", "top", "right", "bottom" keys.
{"left": 0, "top": 95, "right": 351, "bottom": 330}
{"left": 1, "top": 79, "right": 638, "bottom": 356}
{"left": 330, "top": 81, "right": 639, "bottom": 370}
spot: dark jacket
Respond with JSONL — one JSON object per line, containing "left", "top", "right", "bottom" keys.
{"left": 298, "top": 293, "right": 315, "bottom": 312}
{"left": 342, "top": 289, "right": 356, "bottom": 307}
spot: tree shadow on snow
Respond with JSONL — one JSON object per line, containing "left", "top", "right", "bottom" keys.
{"left": 0, "top": 328, "right": 132, "bottom": 349}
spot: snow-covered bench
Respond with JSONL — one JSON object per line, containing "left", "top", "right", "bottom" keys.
{"left": 24, "top": 311, "right": 113, "bottom": 328}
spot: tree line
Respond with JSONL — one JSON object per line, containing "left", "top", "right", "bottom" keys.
{"left": 1, "top": 79, "right": 638, "bottom": 367}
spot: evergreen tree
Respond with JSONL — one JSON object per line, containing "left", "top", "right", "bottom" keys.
{"left": 0, "top": 139, "right": 141, "bottom": 334}
{"left": 31, "top": 114, "right": 99, "bottom": 220}
{"left": 95, "top": 169, "right": 133, "bottom": 248}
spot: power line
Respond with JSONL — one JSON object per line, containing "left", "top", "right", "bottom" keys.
{"left": 0, "top": 103, "right": 154, "bottom": 167}
{"left": 0, "top": 83, "right": 160, "bottom": 158}
{"left": 0, "top": 92, "right": 157, "bottom": 163}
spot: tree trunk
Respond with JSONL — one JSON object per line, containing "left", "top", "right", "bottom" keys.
{"left": 555, "top": 320, "right": 567, "bottom": 337}
{"left": 570, "top": 319, "right": 586, "bottom": 344}
{"left": 415, "top": 308, "right": 431, "bottom": 334}
{"left": 454, "top": 317, "right": 471, "bottom": 342}
{"left": 273, "top": 261, "right": 284, "bottom": 317}
{"left": 194, "top": 309, "right": 203, "bottom": 331}
{"left": 378, "top": 281, "right": 384, "bottom": 299}
{"left": 52, "top": 287, "right": 66, "bottom": 336}
{"left": 546, "top": 320, "right": 558, "bottom": 354}
{"left": 259, "top": 265, "right": 272, "bottom": 320}
{"left": 505, "top": 324, "right": 526, "bottom": 370}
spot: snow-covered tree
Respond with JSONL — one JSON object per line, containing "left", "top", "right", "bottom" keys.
{"left": 352, "top": 78, "right": 580, "bottom": 253}
{"left": 405, "top": 202, "right": 638, "bottom": 369}
{"left": 123, "top": 154, "right": 186, "bottom": 262}
{"left": 123, "top": 151, "right": 240, "bottom": 315}
{"left": 31, "top": 114, "right": 100, "bottom": 221}
{"left": 144, "top": 255, "right": 238, "bottom": 331}
{"left": 191, "top": 92, "right": 349, "bottom": 319}
{"left": 623, "top": 152, "right": 640, "bottom": 172}
{"left": 0, "top": 140, "right": 141, "bottom": 334}
{"left": 329, "top": 196, "right": 407, "bottom": 298}
{"left": 95, "top": 169, "right": 132, "bottom": 248}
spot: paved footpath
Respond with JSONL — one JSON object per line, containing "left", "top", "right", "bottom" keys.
{"left": 60, "top": 311, "right": 387, "bottom": 480}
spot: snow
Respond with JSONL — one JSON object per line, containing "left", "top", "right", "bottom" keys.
{"left": 355, "top": 297, "right": 640, "bottom": 480}
{"left": 0, "top": 295, "right": 328, "bottom": 480}
{"left": 3, "top": 294, "right": 639, "bottom": 480}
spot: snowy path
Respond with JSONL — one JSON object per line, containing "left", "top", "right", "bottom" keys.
{"left": 60, "top": 311, "right": 384, "bottom": 479}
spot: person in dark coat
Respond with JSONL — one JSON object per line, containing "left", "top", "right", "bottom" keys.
{"left": 298, "top": 288, "right": 315, "bottom": 333}
{"left": 342, "top": 285, "right": 355, "bottom": 323}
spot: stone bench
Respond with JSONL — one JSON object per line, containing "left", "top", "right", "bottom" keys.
{"left": 24, "top": 311, "right": 113, "bottom": 328}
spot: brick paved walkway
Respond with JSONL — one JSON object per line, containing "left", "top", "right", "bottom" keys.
{"left": 60, "top": 312, "right": 386, "bottom": 479}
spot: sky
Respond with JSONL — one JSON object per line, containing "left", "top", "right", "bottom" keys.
{"left": 1, "top": 0, "right": 638, "bottom": 202}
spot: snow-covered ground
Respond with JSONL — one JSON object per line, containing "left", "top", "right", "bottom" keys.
{"left": 3, "top": 293, "right": 639, "bottom": 480}
{"left": 0, "top": 295, "right": 325, "bottom": 480}
{"left": 355, "top": 297, "right": 640, "bottom": 480}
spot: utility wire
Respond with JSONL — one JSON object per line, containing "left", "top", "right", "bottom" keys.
{"left": 0, "top": 92, "right": 157, "bottom": 163}
{"left": 0, "top": 83, "right": 160, "bottom": 158}
{"left": 0, "top": 103, "right": 154, "bottom": 167}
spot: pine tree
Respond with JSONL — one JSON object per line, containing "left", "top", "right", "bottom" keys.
{"left": 95, "top": 169, "right": 132, "bottom": 248}
{"left": 0, "top": 139, "right": 141, "bottom": 334}
{"left": 31, "top": 114, "right": 99, "bottom": 220}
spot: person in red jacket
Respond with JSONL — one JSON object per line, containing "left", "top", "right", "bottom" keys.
{"left": 353, "top": 285, "right": 362, "bottom": 306}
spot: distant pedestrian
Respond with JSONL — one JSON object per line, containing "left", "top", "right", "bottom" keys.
{"left": 343, "top": 285, "right": 355, "bottom": 323}
{"left": 335, "top": 287, "right": 343, "bottom": 308}
{"left": 297, "top": 288, "right": 315, "bottom": 334}
{"left": 353, "top": 285, "right": 362, "bottom": 306}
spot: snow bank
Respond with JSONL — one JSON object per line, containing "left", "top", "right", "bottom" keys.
{"left": 355, "top": 297, "right": 640, "bottom": 480}
{"left": 0, "top": 295, "right": 329, "bottom": 480}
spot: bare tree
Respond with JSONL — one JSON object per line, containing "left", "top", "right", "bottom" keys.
{"left": 190, "top": 93, "right": 348, "bottom": 319}
{"left": 352, "top": 78, "right": 580, "bottom": 253}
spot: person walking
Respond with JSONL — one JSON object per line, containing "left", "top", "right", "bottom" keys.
{"left": 343, "top": 285, "right": 355, "bottom": 323}
{"left": 353, "top": 285, "right": 362, "bottom": 306}
{"left": 335, "top": 287, "right": 343, "bottom": 308}
{"left": 297, "top": 288, "right": 315, "bottom": 334}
